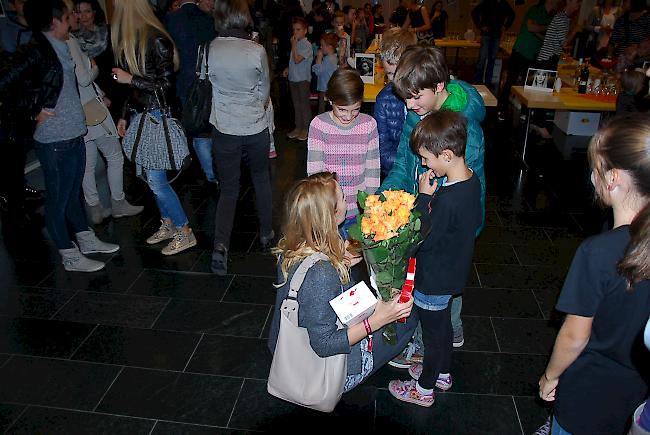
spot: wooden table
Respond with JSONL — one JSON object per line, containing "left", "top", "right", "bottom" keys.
{"left": 435, "top": 39, "right": 481, "bottom": 75}
{"left": 364, "top": 82, "right": 497, "bottom": 107}
{"left": 511, "top": 85, "right": 616, "bottom": 162}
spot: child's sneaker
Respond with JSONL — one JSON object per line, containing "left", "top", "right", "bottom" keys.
{"left": 407, "top": 364, "right": 453, "bottom": 391}
{"left": 269, "top": 150, "right": 277, "bottom": 159}
{"left": 388, "top": 342, "right": 423, "bottom": 369}
{"left": 388, "top": 379, "right": 434, "bottom": 407}
{"left": 287, "top": 129, "right": 299, "bottom": 139}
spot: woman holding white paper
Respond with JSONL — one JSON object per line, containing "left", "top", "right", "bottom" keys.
{"left": 268, "top": 172, "right": 417, "bottom": 393}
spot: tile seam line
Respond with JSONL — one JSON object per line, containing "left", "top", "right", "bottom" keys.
{"left": 48, "top": 290, "right": 81, "bottom": 320}
{"left": 149, "top": 297, "right": 173, "bottom": 329}
{"left": 182, "top": 333, "right": 205, "bottom": 372}
{"left": 512, "top": 395, "right": 526, "bottom": 435}
{"left": 225, "top": 378, "right": 245, "bottom": 429}
{"left": 92, "top": 365, "right": 125, "bottom": 412}
{"left": 67, "top": 323, "right": 100, "bottom": 360}
{"left": 2, "top": 403, "right": 30, "bottom": 435}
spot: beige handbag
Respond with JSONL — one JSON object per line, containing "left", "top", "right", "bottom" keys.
{"left": 83, "top": 83, "right": 109, "bottom": 127}
{"left": 267, "top": 252, "right": 347, "bottom": 412}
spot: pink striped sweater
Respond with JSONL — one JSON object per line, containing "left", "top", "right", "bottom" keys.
{"left": 307, "top": 112, "right": 380, "bottom": 218}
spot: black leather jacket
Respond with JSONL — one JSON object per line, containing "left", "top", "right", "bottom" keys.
{"left": 0, "top": 32, "right": 64, "bottom": 121}
{"left": 121, "top": 32, "right": 177, "bottom": 117}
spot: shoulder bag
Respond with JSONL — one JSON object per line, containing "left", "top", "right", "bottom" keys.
{"left": 83, "top": 83, "right": 109, "bottom": 127}
{"left": 122, "top": 85, "right": 191, "bottom": 174}
{"left": 182, "top": 41, "right": 213, "bottom": 136}
{"left": 267, "top": 252, "right": 348, "bottom": 413}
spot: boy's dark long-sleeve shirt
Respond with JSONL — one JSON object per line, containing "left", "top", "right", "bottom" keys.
{"left": 414, "top": 172, "right": 482, "bottom": 295}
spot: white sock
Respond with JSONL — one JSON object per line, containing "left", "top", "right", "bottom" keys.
{"left": 416, "top": 381, "right": 434, "bottom": 396}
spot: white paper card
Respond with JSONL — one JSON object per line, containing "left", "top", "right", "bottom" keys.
{"left": 329, "top": 281, "right": 378, "bottom": 326}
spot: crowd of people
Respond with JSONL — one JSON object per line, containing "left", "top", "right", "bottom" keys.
{"left": 0, "top": 0, "right": 649, "bottom": 433}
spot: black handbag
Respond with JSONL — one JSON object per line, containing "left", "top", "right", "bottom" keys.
{"left": 182, "top": 42, "right": 213, "bottom": 136}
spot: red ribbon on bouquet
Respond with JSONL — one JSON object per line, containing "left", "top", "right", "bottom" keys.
{"left": 397, "top": 258, "right": 416, "bottom": 323}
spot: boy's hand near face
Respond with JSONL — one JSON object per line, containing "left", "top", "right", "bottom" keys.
{"left": 418, "top": 169, "right": 438, "bottom": 196}
{"left": 316, "top": 48, "right": 324, "bottom": 63}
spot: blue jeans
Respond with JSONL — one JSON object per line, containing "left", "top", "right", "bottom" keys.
{"left": 551, "top": 416, "right": 573, "bottom": 435}
{"left": 193, "top": 137, "right": 216, "bottom": 183}
{"left": 475, "top": 35, "right": 501, "bottom": 86}
{"left": 35, "top": 136, "right": 89, "bottom": 249}
{"left": 338, "top": 215, "right": 358, "bottom": 240}
{"left": 144, "top": 169, "right": 188, "bottom": 228}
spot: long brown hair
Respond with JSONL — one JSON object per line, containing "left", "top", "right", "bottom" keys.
{"left": 589, "top": 114, "right": 650, "bottom": 287}
{"left": 274, "top": 172, "right": 350, "bottom": 285}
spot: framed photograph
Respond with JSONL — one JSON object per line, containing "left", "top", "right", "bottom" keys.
{"left": 524, "top": 68, "right": 557, "bottom": 93}
{"left": 355, "top": 53, "right": 375, "bottom": 84}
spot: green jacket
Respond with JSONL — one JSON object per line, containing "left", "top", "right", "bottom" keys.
{"left": 379, "top": 80, "right": 486, "bottom": 233}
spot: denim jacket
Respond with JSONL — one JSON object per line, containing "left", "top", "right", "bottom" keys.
{"left": 373, "top": 83, "right": 407, "bottom": 180}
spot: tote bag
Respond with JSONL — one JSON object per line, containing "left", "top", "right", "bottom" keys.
{"left": 267, "top": 253, "right": 347, "bottom": 413}
{"left": 122, "top": 86, "right": 191, "bottom": 172}
{"left": 182, "top": 42, "right": 213, "bottom": 136}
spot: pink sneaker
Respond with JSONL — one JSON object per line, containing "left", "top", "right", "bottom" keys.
{"left": 269, "top": 150, "right": 277, "bottom": 159}
{"left": 388, "top": 379, "right": 434, "bottom": 407}
{"left": 407, "top": 363, "right": 453, "bottom": 391}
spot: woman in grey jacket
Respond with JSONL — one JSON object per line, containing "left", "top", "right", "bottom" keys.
{"left": 269, "top": 172, "right": 417, "bottom": 393}
{"left": 208, "top": 0, "right": 274, "bottom": 275}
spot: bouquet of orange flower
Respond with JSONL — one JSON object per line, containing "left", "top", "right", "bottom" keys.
{"left": 348, "top": 189, "right": 422, "bottom": 302}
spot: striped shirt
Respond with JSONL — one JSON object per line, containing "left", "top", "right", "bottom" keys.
{"left": 307, "top": 112, "right": 380, "bottom": 218}
{"left": 611, "top": 12, "right": 650, "bottom": 56}
{"left": 537, "top": 11, "right": 570, "bottom": 61}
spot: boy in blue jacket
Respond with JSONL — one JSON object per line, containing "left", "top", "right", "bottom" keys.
{"left": 373, "top": 27, "right": 417, "bottom": 180}
{"left": 382, "top": 45, "right": 486, "bottom": 360}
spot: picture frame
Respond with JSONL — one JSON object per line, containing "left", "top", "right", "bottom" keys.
{"left": 524, "top": 68, "right": 557, "bottom": 93}
{"left": 355, "top": 53, "right": 375, "bottom": 84}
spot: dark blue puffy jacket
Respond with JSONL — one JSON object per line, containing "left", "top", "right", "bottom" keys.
{"left": 373, "top": 83, "right": 407, "bottom": 180}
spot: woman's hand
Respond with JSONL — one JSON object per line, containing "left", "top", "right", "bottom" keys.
{"left": 103, "top": 96, "right": 112, "bottom": 108}
{"left": 117, "top": 119, "right": 128, "bottom": 137}
{"left": 538, "top": 373, "right": 558, "bottom": 401}
{"left": 111, "top": 68, "right": 133, "bottom": 84}
{"left": 371, "top": 294, "right": 414, "bottom": 328}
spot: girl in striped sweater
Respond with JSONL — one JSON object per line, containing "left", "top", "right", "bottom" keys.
{"left": 307, "top": 69, "right": 380, "bottom": 238}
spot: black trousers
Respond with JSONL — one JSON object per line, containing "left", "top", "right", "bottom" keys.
{"left": 417, "top": 303, "right": 452, "bottom": 389}
{"left": 0, "top": 124, "right": 29, "bottom": 212}
{"left": 499, "top": 50, "right": 535, "bottom": 112}
{"left": 211, "top": 128, "right": 273, "bottom": 250}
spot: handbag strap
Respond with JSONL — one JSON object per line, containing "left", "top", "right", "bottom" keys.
{"left": 130, "top": 113, "right": 147, "bottom": 163}
{"left": 281, "top": 252, "right": 329, "bottom": 324}
{"left": 152, "top": 85, "right": 178, "bottom": 171}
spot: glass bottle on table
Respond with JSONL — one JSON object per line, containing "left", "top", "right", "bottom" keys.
{"left": 574, "top": 58, "right": 583, "bottom": 91}
{"left": 578, "top": 61, "right": 590, "bottom": 94}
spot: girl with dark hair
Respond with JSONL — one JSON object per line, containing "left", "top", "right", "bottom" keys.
{"left": 402, "top": 0, "right": 433, "bottom": 43}
{"left": 538, "top": 114, "right": 650, "bottom": 434}
{"left": 430, "top": 1, "right": 447, "bottom": 39}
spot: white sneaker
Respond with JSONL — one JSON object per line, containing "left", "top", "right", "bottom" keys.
{"left": 76, "top": 230, "right": 120, "bottom": 254}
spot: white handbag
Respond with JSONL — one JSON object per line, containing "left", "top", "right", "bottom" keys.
{"left": 267, "top": 252, "right": 347, "bottom": 412}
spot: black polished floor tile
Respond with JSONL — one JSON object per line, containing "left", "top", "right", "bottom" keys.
{"left": 376, "top": 390, "right": 522, "bottom": 435}
{"left": 186, "top": 335, "right": 271, "bottom": 379}
{"left": 0, "top": 287, "right": 77, "bottom": 318}
{"left": 37, "top": 264, "right": 142, "bottom": 293}
{"left": 72, "top": 325, "right": 201, "bottom": 371}
{"left": 475, "top": 264, "right": 567, "bottom": 290}
{"left": 128, "top": 269, "right": 232, "bottom": 301}
{"left": 97, "top": 367, "right": 242, "bottom": 426}
{"left": 191, "top": 251, "right": 277, "bottom": 277}
{"left": 92, "top": 213, "right": 158, "bottom": 247}
{"left": 154, "top": 299, "right": 270, "bottom": 336}
{"left": 485, "top": 195, "right": 530, "bottom": 212}
{"left": 463, "top": 288, "right": 543, "bottom": 318}
{"left": 513, "top": 242, "right": 575, "bottom": 267}
{"left": 6, "top": 406, "right": 155, "bottom": 435}
{"left": 152, "top": 421, "right": 250, "bottom": 434}
{"left": 0, "top": 356, "right": 121, "bottom": 410}
{"left": 497, "top": 210, "right": 580, "bottom": 230}
{"left": 533, "top": 288, "right": 562, "bottom": 320}
{"left": 492, "top": 318, "right": 557, "bottom": 355}
{"left": 53, "top": 292, "right": 169, "bottom": 328}
{"left": 450, "top": 351, "right": 547, "bottom": 396}
{"left": 8, "top": 261, "right": 56, "bottom": 287}
{"left": 222, "top": 275, "right": 276, "bottom": 305}
{"left": 228, "top": 379, "right": 374, "bottom": 431}
{"left": 473, "top": 243, "right": 519, "bottom": 265}
{"left": 108, "top": 245, "right": 204, "bottom": 272}
{"left": 0, "top": 317, "right": 95, "bottom": 358}
{"left": 477, "top": 225, "right": 549, "bottom": 245}
{"left": 514, "top": 396, "right": 552, "bottom": 435}
{"left": 455, "top": 316, "right": 499, "bottom": 352}
{"left": 484, "top": 210, "right": 501, "bottom": 226}
{"left": 0, "top": 403, "right": 25, "bottom": 433}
